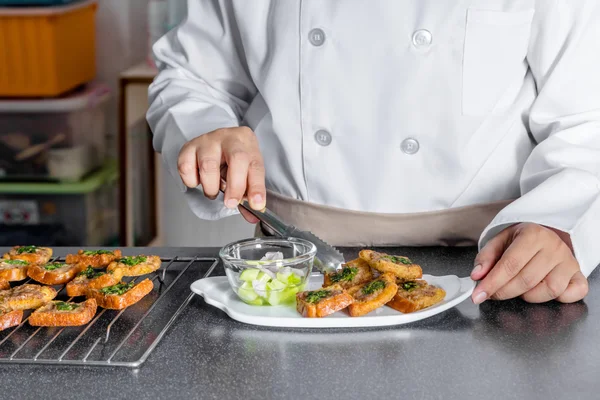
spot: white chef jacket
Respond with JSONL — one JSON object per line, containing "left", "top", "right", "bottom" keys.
{"left": 147, "top": 0, "right": 600, "bottom": 277}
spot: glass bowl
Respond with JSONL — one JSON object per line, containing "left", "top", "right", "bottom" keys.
{"left": 219, "top": 237, "right": 317, "bottom": 306}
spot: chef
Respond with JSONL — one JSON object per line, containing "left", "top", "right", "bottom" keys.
{"left": 147, "top": 0, "right": 600, "bottom": 305}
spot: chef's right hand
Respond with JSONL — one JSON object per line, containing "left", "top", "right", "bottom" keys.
{"left": 177, "top": 127, "right": 265, "bottom": 224}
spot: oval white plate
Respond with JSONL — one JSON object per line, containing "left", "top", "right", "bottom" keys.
{"left": 190, "top": 274, "right": 475, "bottom": 328}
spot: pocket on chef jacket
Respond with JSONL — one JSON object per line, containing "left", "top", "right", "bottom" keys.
{"left": 462, "top": 9, "right": 535, "bottom": 116}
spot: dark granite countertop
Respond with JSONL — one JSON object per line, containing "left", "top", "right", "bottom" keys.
{"left": 1, "top": 246, "right": 598, "bottom": 400}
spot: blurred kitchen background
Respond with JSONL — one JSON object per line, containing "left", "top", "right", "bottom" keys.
{"left": 0, "top": 0, "right": 253, "bottom": 248}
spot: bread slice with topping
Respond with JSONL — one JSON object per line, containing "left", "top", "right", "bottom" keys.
{"left": 65, "top": 249, "right": 122, "bottom": 269}
{"left": 347, "top": 273, "right": 398, "bottom": 317}
{"left": 0, "top": 279, "right": 9, "bottom": 290}
{"left": 0, "top": 284, "right": 57, "bottom": 310}
{"left": 323, "top": 258, "right": 373, "bottom": 289}
{"left": 296, "top": 284, "right": 354, "bottom": 318}
{"left": 0, "top": 306, "right": 23, "bottom": 331}
{"left": 2, "top": 246, "right": 52, "bottom": 265}
{"left": 29, "top": 299, "right": 97, "bottom": 327}
{"left": 359, "top": 250, "right": 422, "bottom": 282}
{"left": 27, "top": 262, "right": 83, "bottom": 285}
{"left": 87, "top": 278, "right": 154, "bottom": 310}
{"left": 0, "top": 259, "right": 30, "bottom": 281}
{"left": 107, "top": 255, "right": 161, "bottom": 277}
{"left": 66, "top": 266, "right": 124, "bottom": 297}
{"left": 387, "top": 280, "right": 446, "bottom": 313}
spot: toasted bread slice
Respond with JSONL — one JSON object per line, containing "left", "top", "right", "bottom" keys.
{"left": 0, "top": 284, "right": 57, "bottom": 310}
{"left": 66, "top": 266, "right": 124, "bottom": 297}
{"left": 323, "top": 258, "right": 374, "bottom": 289}
{"left": 359, "top": 250, "right": 422, "bottom": 282}
{"left": 347, "top": 273, "right": 398, "bottom": 317}
{"left": 65, "top": 249, "right": 122, "bottom": 269}
{"left": 29, "top": 299, "right": 97, "bottom": 327}
{"left": 296, "top": 284, "right": 354, "bottom": 318}
{"left": 0, "top": 279, "right": 9, "bottom": 290}
{"left": 87, "top": 278, "right": 154, "bottom": 310}
{"left": 0, "top": 307, "right": 23, "bottom": 331}
{"left": 3, "top": 246, "right": 52, "bottom": 265}
{"left": 27, "top": 262, "right": 83, "bottom": 285}
{"left": 107, "top": 255, "right": 161, "bottom": 277}
{"left": 0, "top": 259, "right": 30, "bottom": 281}
{"left": 387, "top": 280, "right": 446, "bottom": 313}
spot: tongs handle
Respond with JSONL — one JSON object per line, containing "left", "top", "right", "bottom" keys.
{"left": 219, "top": 166, "right": 289, "bottom": 236}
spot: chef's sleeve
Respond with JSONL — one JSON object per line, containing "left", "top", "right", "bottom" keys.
{"left": 146, "top": 0, "right": 256, "bottom": 220}
{"left": 479, "top": 1, "right": 600, "bottom": 277}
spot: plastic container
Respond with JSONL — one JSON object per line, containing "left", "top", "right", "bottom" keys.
{"left": 219, "top": 238, "right": 316, "bottom": 306}
{"left": 0, "top": 83, "right": 111, "bottom": 182}
{"left": 0, "top": 0, "right": 97, "bottom": 97}
{"left": 0, "top": 161, "right": 119, "bottom": 247}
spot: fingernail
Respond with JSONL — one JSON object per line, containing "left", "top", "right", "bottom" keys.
{"left": 251, "top": 194, "right": 264, "bottom": 208}
{"left": 473, "top": 291, "right": 488, "bottom": 305}
{"left": 471, "top": 264, "right": 482, "bottom": 277}
{"left": 225, "top": 199, "right": 239, "bottom": 209}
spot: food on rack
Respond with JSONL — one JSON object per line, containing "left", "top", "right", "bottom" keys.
{"left": 27, "top": 262, "right": 84, "bottom": 285}
{"left": 66, "top": 266, "right": 125, "bottom": 297}
{"left": 359, "top": 250, "right": 422, "bottom": 282}
{"left": 65, "top": 249, "right": 122, "bottom": 269}
{"left": 107, "top": 255, "right": 161, "bottom": 277}
{"left": 347, "top": 273, "right": 398, "bottom": 317}
{"left": 296, "top": 284, "right": 354, "bottom": 318}
{"left": 2, "top": 246, "right": 52, "bottom": 265}
{"left": 0, "top": 284, "right": 57, "bottom": 310}
{"left": 29, "top": 299, "right": 98, "bottom": 327}
{"left": 0, "top": 279, "right": 9, "bottom": 290}
{"left": 0, "top": 306, "right": 23, "bottom": 331}
{"left": 236, "top": 267, "right": 306, "bottom": 306}
{"left": 387, "top": 280, "right": 446, "bottom": 313}
{"left": 323, "top": 258, "right": 373, "bottom": 289}
{"left": 0, "top": 259, "right": 30, "bottom": 281}
{"left": 87, "top": 278, "right": 154, "bottom": 310}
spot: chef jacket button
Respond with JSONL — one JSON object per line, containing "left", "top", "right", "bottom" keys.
{"left": 412, "top": 29, "right": 432, "bottom": 48}
{"left": 400, "top": 138, "right": 419, "bottom": 154}
{"left": 314, "top": 130, "right": 332, "bottom": 146}
{"left": 309, "top": 28, "right": 326, "bottom": 46}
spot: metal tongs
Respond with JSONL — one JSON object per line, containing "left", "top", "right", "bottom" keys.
{"left": 219, "top": 167, "right": 345, "bottom": 273}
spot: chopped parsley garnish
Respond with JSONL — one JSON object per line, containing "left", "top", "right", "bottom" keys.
{"left": 361, "top": 280, "right": 386, "bottom": 295}
{"left": 78, "top": 266, "right": 105, "bottom": 279}
{"left": 100, "top": 281, "right": 135, "bottom": 295}
{"left": 82, "top": 250, "right": 114, "bottom": 256}
{"left": 2, "top": 259, "right": 28, "bottom": 266}
{"left": 16, "top": 246, "right": 37, "bottom": 254}
{"left": 305, "top": 290, "right": 332, "bottom": 304}
{"left": 330, "top": 267, "right": 358, "bottom": 283}
{"left": 402, "top": 281, "right": 419, "bottom": 292}
{"left": 382, "top": 255, "right": 412, "bottom": 265}
{"left": 55, "top": 301, "right": 79, "bottom": 311}
{"left": 44, "top": 263, "right": 64, "bottom": 271}
{"left": 118, "top": 256, "right": 147, "bottom": 266}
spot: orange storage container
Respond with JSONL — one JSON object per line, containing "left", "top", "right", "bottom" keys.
{"left": 0, "top": 0, "right": 97, "bottom": 97}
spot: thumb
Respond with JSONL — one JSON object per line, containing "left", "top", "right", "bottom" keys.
{"left": 471, "top": 225, "right": 514, "bottom": 280}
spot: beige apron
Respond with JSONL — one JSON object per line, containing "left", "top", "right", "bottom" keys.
{"left": 255, "top": 190, "right": 514, "bottom": 247}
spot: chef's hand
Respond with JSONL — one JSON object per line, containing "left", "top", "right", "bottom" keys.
{"left": 470, "top": 223, "right": 588, "bottom": 304}
{"left": 178, "top": 127, "right": 264, "bottom": 224}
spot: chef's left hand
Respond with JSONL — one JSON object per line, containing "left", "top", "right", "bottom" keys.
{"left": 470, "top": 223, "right": 588, "bottom": 305}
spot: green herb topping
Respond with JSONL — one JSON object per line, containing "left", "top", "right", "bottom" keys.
{"left": 2, "top": 259, "right": 28, "bottom": 266}
{"left": 382, "top": 255, "right": 412, "bottom": 265}
{"left": 118, "top": 256, "right": 147, "bottom": 266}
{"left": 78, "top": 266, "right": 105, "bottom": 279}
{"left": 44, "top": 263, "right": 65, "bottom": 271}
{"left": 330, "top": 267, "right": 358, "bottom": 283}
{"left": 305, "top": 290, "right": 333, "bottom": 304}
{"left": 402, "top": 282, "right": 419, "bottom": 292}
{"left": 82, "top": 250, "right": 114, "bottom": 256}
{"left": 16, "top": 246, "right": 37, "bottom": 254}
{"left": 100, "top": 281, "right": 135, "bottom": 296}
{"left": 55, "top": 301, "right": 79, "bottom": 311}
{"left": 361, "top": 280, "right": 386, "bottom": 295}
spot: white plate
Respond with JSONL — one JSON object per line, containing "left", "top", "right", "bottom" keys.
{"left": 190, "top": 274, "right": 475, "bottom": 328}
